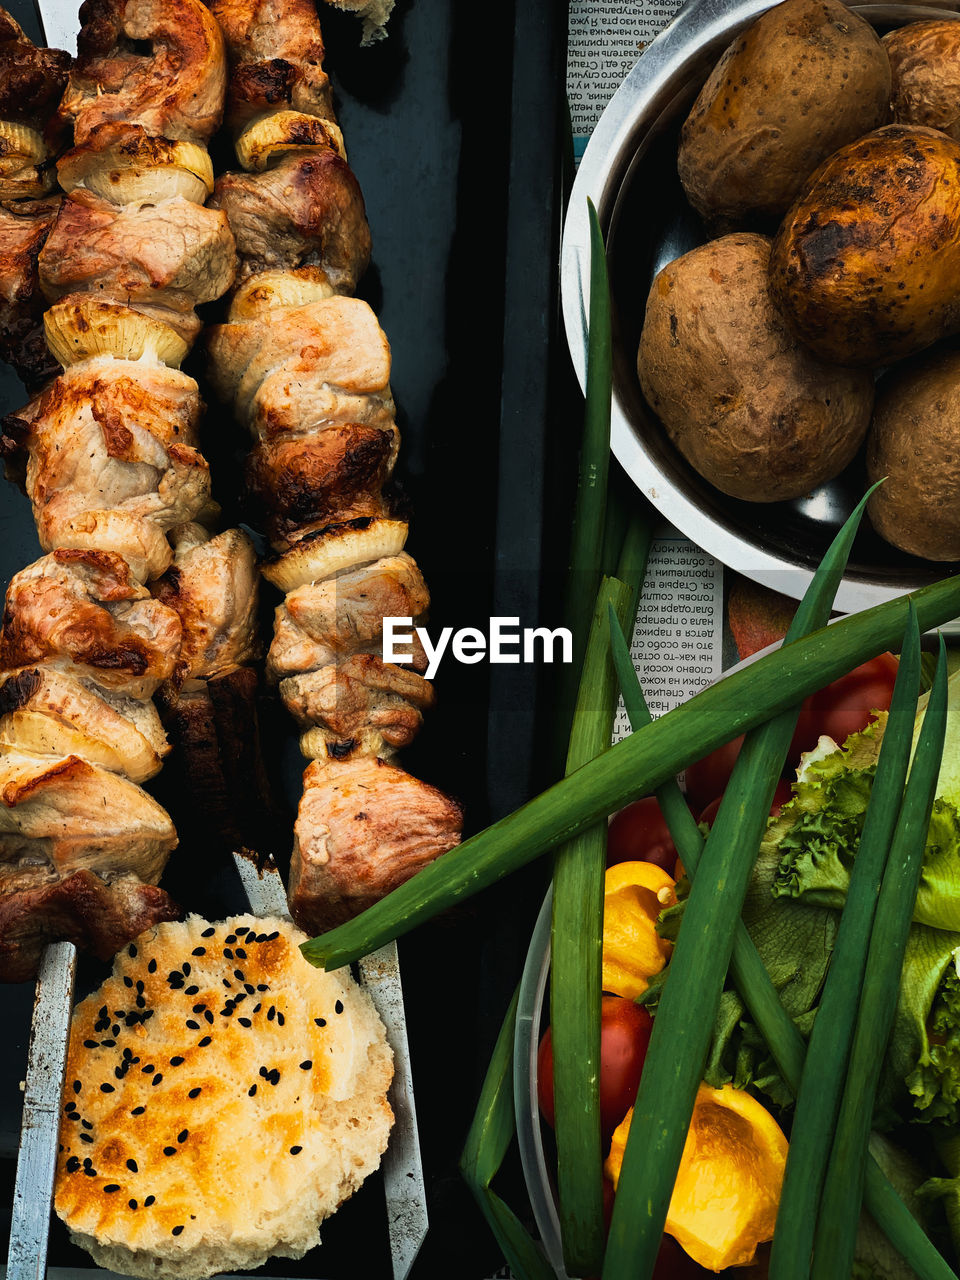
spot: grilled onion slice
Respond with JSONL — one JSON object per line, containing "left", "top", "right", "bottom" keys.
{"left": 235, "top": 110, "right": 346, "bottom": 172}
{"left": 44, "top": 298, "right": 189, "bottom": 369}
{"left": 261, "top": 518, "right": 408, "bottom": 593}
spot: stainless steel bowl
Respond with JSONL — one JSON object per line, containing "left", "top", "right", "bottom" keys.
{"left": 560, "top": 0, "right": 960, "bottom": 615}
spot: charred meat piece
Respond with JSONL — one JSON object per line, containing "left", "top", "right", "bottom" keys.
{"left": 0, "top": 196, "right": 61, "bottom": 390}
{"left": 289, "top": 755, "right": 462, "bottom": 931}
{"left": 0, "top": 666, "right": 168, "bottom": 783}
{"left": 0, "top": 748, "right": 177, "bottom": 893}
{"left": 211, "top": 151, "right": 369, "bottom": 290}
{"left": 247, "top": 422, "right": 398, "bottom": 550}
{"left": 59, "top": 0, "right": 227, "bottom": 145}
{"left": 267, "top": 552, "right": 429, "bottom": 682}
{"left": 204, "top": 0, "right": 332, "bottom": 123}
{"left": 0, "top": 550, "right": 182, "bottom": 698}
{"left": 156, "top": 666, "right": 276, "bottom": 858}
{"left": 9, "top": 357, "right": 211, "bottom": 580}
{"left": 39, "top": 189, "right": 236, "bottom": 327}
{"left": 225, "top": 59, "right": 333, "bottom": 133}
{"left": 152, "top": 524, "right": 259, "bottom": 682}
{"left": 0, "top": 869, "right": 180, "bottom": 983}
{"left": 0, "top": 9, "right": 71, "bottom": 130}
{"left": 280, "top": 654, "right": 434, "bottom": 758}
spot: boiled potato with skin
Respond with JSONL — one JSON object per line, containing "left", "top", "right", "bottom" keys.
{"left": 637, "top": 233, "right": 873, "bottom": 502}
{"left": 678, "top": 0, "right": 890, "bottom": 223}
{"left": 769, "top": 124, "right": 960, "bottom": 367}
{"left": 885, "top": 20, "right": 960, "bottom": 141}
{"left": 866, "top": 347, "right": 960, "bottom": 560}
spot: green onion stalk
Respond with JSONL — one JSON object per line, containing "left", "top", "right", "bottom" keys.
{"left": 550, "top": 513, "right": 653, "bottom": 1276}
{"left": 813, "top": 637, "right": 950, "bottom": 1280}
{"left": 459, "top": 985, "right": 556, "bottom": 1280}
{"left": 601, "top": 490, "right": 874, "bottom": 1280}
{"left": 770, "top": 606, "right": 922, "bottom": 1280}
{"left": 302, "top": 567, "right": 960, "bottom": 974}
{"left": 609, "top": 608, "right": 958, "bottom": 1280}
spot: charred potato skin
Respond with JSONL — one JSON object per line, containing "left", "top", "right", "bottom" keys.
{"left": 677, "top": 0, "right": 891, "bottom": 223}
{"left": 885, "top": 19, "right": 960, "bottom": 141}
{"left": 866, "top": 347, "right": 960, "bottom": 561}
{"left": 636, "top": 233, "right": 874, "bottom": 502}
{"left": 769, "top": 124, "right": 960, "bottom": 367}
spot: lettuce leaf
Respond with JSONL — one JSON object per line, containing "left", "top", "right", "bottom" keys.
{"left": 677, "top": 676, "right": 960, "bottom": 1125}
{"left": 901, "top": 943, "right": 960, "bottom": 1125}
{"left": 770, "top": 726, "right": 960, "bottom": 933}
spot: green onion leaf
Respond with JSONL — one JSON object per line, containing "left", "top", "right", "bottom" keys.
{"left": 551, "top": 575, "right": 634, "bottom": 1274}
{"left": 301, "top": 567, "right": 960, "bottom": 973}
{"left": 770, "top": 604, "right": 922, "bottom": 1280}
{"left": 551, "top": 507, "right": 653, "bottom": 1273}
{"left": 602, "top": 489, "right": 873, "bottom": 1280}
{"left": 812, "top": 634, "right": 950, "bottom": 1280}
{"left": 459, "top": 985, "right": 556, "bottom": 1280}
{"left": 609, "top": 608, "right": 958, "bottom": 1280}
{"left": 555, "top": 198, "right": 613, "bottom": 745}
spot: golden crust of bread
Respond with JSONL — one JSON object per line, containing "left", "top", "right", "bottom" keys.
{"left": 54, "top": 913, "right": 393, "bottom": 1279}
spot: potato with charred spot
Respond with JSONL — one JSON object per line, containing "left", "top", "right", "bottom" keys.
{"left": 769, "top": 125, "right": 960, "bottom": 367}
{"left": 678, "top": 0, "right": 890, "bottom": 224}
{"left": 885, "top": 19, "right": 960, "bottom": 141}
{"left": 637, "top": 233, "right": 873, "bottom": 503}
{"left": 866, "top": 346, "right": 960, "bottom": 561}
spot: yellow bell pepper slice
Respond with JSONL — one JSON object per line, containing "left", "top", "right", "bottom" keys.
{"left": 601, "top": 859, "right": 677, "bottom": 998}
{"left": 605, "top": 1083, "right": 789, "bottom": 1271}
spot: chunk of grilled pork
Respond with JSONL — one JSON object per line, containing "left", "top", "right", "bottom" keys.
{"left": 289, "top": 754, "right": 462, "bottom": 932}
{"left": 0, "top": 550, "right": 182, "bottom": 698}
{"left": 208, "top": 294, "right": 390, "bottom": 425}
{"left": 152, "top": 525, "right": 274, "bottom": 857}
{"left": 58, "top": 0, "right": 227, "bottom": 146}
{"left": 7, "top": 356, "right": 213, "bottom": 581}
{"left": 203, "top": 0, "right": 333, "bottom": 127}
{"left": 280, "top": 653, "right": 434, "bottom": 758}
{"left": 267, "top": 553, "right": 429, "bottom": 681}
{"left": 0, "top": 748, "right": 177, "bottom": 893}
{"left": 0, "top": 666, "right": 167, "bottom": 783}
{"left": 39, "top": 190, "right": 236, "bottom": 341}
{"left": 210, "top": 151, "right": 369, "bottom": 289}
{"left": 0, "top": 196, "right": 61, "bottom": 390}
{"left": 0, "top": 869, "right": 179, "bottom": 983}
{"left": 152, "top": 524, "right": 259, "bottom": 682}
{"left": 0, "top": 9, "right": 70, "bottom": 131}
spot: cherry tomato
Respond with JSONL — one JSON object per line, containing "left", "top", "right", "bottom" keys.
{"left": 537, "top": 995, "right": 653, "bottom": 1139}
{"left": 607, "top": 796, "right": 692, "bottom": 873}
{"left": 682, "top": 735, "right": 745, "bottom": 813}
{"left": 698, "top": 778, "right": 793, "bottom": 831}
{"left": 789, "top": 653, "right": 898, "bottom": 760}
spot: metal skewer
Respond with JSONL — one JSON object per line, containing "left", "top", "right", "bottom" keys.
{"left": 9, "top": 4, "right": 429, "bottom": 1274}
{"left": 6, "top": 942, "right": 76, "bottom": 1280}
{"left": 236, "top": 852, "right": 429, "bottom": 1280}
{"left": 6, "top": 852, "right": 427, "bottom": 1280}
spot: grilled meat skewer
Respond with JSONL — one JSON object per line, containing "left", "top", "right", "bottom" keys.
{"left": 206, "top": 0, "right": 463, "bottom": 932}
{"left": 0, "top": 0, "right": 262, "bottom": 979}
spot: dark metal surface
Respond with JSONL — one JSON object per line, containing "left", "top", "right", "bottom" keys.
{"left": 0, "top": 1, "right": 573, "bottom": 1277}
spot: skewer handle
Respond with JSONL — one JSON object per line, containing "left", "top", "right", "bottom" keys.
{"left": 6, "top": 942, "right": 77, "bottom": 1280}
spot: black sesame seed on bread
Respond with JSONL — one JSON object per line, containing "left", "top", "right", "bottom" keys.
{"left": 54, "top": 913, "right": 393, "bottom": 1280}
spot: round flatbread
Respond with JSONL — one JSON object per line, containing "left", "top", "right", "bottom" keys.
{"left": 54, "top": 913, "right": 393, "bottom": 1279}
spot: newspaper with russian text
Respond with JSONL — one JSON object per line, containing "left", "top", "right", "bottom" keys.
{"left": 566, "top": 1, "right": 729, "bottom": 734}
